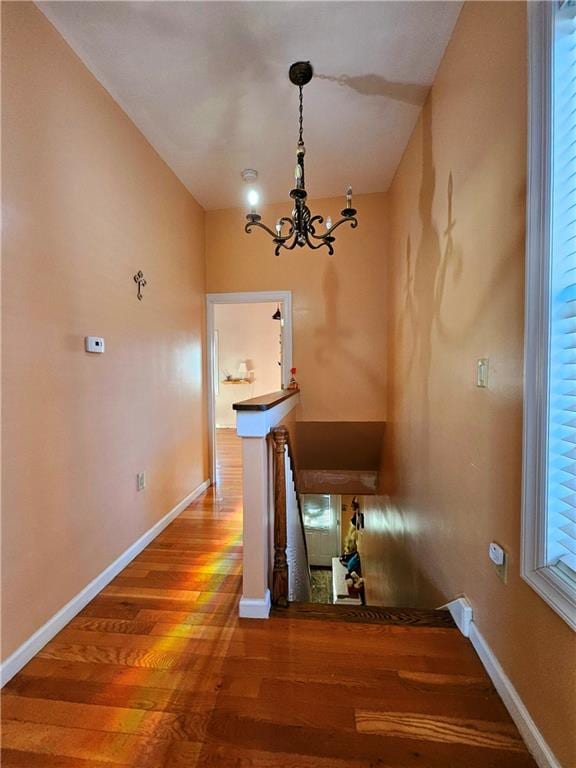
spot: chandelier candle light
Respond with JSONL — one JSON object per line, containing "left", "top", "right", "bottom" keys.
{"left": 244, "top": 61, "right": 358, "bottom": 256}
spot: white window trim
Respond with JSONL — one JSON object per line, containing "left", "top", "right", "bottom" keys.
{"left": 522, "top": 1, "right": 576, "bottom": 630}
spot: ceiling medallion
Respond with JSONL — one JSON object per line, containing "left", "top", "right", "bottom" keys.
{"left": 244, "top": 61, "right": 358, "bottom": 256}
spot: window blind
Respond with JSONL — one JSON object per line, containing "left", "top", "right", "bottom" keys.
{"left": 547, "top": 1, "right": 576, "bottom": 577}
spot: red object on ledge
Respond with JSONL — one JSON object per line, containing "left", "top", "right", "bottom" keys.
{"left": 288, "top": 367, "right": 298, "bottom": 390}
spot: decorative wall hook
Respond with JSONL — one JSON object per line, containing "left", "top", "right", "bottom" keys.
{"left": 133, "top": 270, "right": 147, "bottom": 301}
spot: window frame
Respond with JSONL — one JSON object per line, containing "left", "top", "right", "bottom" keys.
{"left": 523, "top": 0, "right": 576, "bottom": 630}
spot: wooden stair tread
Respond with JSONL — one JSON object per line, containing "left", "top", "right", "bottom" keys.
{"left": 272, "top": 602, "right": 457, "bottom": 628}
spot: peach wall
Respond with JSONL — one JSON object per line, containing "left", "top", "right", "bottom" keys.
{"left": 386, "top": 2, "right": 575, "bottom": 764}
{"left": 2, "top": 3, "right": 208, "bottom": 660}
{"left": 206, "top": 193, "right": 387, "bottom": 422}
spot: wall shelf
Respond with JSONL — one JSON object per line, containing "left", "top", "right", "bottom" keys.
{"left": 222, "top": 379, "right": 251, "bottom": 385}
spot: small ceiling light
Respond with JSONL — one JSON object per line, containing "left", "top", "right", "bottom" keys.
{"left": 241, "top": 168, "right": 258, "bottom": 184}
{"left": 245, "top": 61, "right": 358, "bottom": 256}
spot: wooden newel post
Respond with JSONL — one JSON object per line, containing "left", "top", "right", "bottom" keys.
{"left": 272, "top": 426, "right": 289, "bottom": 607}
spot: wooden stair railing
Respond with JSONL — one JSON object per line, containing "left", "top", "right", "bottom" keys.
{"left": 271, "top": 425, "right": 310, "bottom": 608}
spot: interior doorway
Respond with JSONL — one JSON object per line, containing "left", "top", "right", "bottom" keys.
{"left": 206, "top": 291, "right": 293, "bottom": 483}
{"left": 213, "top": 302, "right": 281, "bottom": 428}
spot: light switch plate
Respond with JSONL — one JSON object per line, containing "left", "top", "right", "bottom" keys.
{"left": 477, "top": 358, "right": 489, "bottom": 388}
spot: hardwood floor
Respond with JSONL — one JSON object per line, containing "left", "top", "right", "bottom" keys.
{"left": 1, "top": 429, "right": 537, "bottom": 767}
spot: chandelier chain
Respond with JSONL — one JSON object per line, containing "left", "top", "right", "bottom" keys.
{"left": 298, "top": 86, "right": 304, "bottom": 144}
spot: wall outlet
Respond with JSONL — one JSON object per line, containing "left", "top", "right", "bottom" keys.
{"left": 489, "top": 541, "right": 507, "bottom": 583}
{"left": 136, "top": 472, "right": 146, "bottom": 492}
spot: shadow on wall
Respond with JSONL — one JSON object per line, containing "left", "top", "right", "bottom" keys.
{"left": 385, "top": 97, "right": 448, "bottom": 500}
{"left": 396, "top": 94, "right": 523, "bottom": 390}
{"left": 314, "top": 261, "right": 384, "bottom": 403}
{"left": 384, "top": 89, "right": 526, "bottom": 599}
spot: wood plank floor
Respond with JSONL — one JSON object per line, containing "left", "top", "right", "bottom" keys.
{"left": 1, "top": 429, "right": 537, "bottom": 767}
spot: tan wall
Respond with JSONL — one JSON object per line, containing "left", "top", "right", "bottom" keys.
{"left": 214, "top": 302, "right": 281, "bottom": 427}
{"left": 1, "top": 2, "right": 208, "bottom": 660}
{"left": 359, "top": 495, "right": 440, "bottom": 610}
{"left": 386, "top": 2, "right": 576, "bottom": 764}
{"left": 206, "top": 193, "right": 387, "bottom": 422}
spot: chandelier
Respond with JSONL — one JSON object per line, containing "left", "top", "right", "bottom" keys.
{"left": 245, "top": 61, "right": 358, "bottom": 256}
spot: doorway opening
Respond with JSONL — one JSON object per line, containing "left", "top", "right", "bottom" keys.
{"left": 206, "top": 291, "right": 293, "bottom": 483}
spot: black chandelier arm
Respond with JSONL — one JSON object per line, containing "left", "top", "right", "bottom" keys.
{"left": 303, "top": 214, "right": 358, "bottom": 242}
{"left": 274, "top": 232, "right": 301, "bottom": 256}
{"left": 308, "top": 215, "right": 358, "bottom": 239}
{"left": 309, "top": 236, "right": 334, "bottom": 256}
{"left": 339, "top": 216, "right": 359, "bottom": 231}
{"left": 245, "top": 218, "right": 302, "bottom": 248}
{"left": 302, "top": 228, "right": 335, "bottom": 255}
{"left": 307, "top": 214, "right": 325, "bottom": 237}
{"left": 245, "top": 219, "right": 283, "bottom": 239}
{"left": 246, "top": 214, "right": 303, "bottom": 243}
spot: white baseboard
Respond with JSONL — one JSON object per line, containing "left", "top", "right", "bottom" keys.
{"left": 239, "top": 590, "right": 271, "bottom": 619}
{"left": 442, "top": 596, "right": 473, "bottom": 637}
{"left": 469, "top": 622, "right": 561, "bottom": 768}
{"left": 0, "top": 478, "right": 211, "bottom": 687}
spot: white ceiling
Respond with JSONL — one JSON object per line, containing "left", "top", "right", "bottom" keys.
{"left": 38, "top": 1, "right": 461, "bottom": 210}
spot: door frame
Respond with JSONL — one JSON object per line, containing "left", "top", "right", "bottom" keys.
{"left": 206, "top": 290, "right": 293, "bottom": 483}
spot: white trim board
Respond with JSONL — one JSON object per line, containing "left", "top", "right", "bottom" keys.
{"left": 468, "top": 622, "right": 561, "bottom": 768}
{"left": 0, "top": 479, "right": 211, "bottom": 687}
{"left": 442, "top": 596, "right": 473, "bottom": 637}
{"left": 239, "top": 590, "right": 271, "bottom": 619}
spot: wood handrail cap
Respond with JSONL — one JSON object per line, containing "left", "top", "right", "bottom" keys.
{"left": 233, "top": 388, "right": 299, "bottom": 412}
